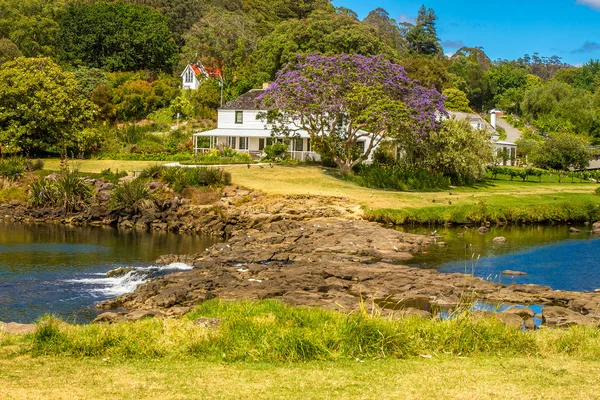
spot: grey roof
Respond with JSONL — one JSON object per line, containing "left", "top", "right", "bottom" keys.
{"left": 220, "top": 89, "right": 268, "bottom": 110}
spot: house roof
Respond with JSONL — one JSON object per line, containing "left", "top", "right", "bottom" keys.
{"left": 447, "top": 111, "right": 496, "bottom": 131}
{"left": 220, "top": 89, "right": 268, "bottom": 110}
{"left": 180, "top": 61, "right": 222, "bottom": 79}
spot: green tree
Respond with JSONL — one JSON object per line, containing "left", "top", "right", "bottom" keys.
{"left": 0, "top": 0, "right": 63, "bottom": 57}
{"left": 0, "top": 57, "right": 97, "bottom": 154}
{"left": 57, "top": 2, "right": 177, "bottom": 72}
{"left": 183, "top": 7, "right": 259, "bottom": 69}
{"left": 401, "top": 56, "right": 449, "bottom": 92}
{"left": 420, "top": 118, "right": 494, "bottom": 184}
{"left": 0, "top": 38, "right": 22, "bottom": 65}
{"left": 530, "top": 132, "right": 591, "bottom": 171}
{"left": 404, "top": 5, "right": 441, "bottom": 56}
{"left": 251, "top": 9, "right": 397, "bottom": 82}
{"left": 442, "top": 88, "right": 471, "bottom": 112}
{"left": 521, "top": 80, "right": 597, "bottom": 136}
{"left": 363, "top": 8, "right": 408, "bottom": 55}
{"left": 449, "top": 47, "right": 491, "bottom": 111}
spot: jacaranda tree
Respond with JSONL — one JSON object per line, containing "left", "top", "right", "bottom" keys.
{"left": 260, "top": 53, "right": 445, "bottom": 172}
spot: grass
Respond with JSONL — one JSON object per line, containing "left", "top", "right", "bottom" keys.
{"left": 39, "top": 160, "right": 600, "bottom": 224}
{"left": 0, "top": 356, "right": 599, "bottom": 399}
{"left": 2, "top": 300, "right": 600, "bottom": 399}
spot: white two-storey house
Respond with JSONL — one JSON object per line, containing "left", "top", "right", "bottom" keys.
{"left": 192, "top": 87, "right": 376, "bottom": 161}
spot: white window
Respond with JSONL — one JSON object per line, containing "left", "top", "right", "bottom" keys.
{"left": 357, "top": 141, "right": 365, "bottom": 154}
{"left": 235, "top": 111, "right": 243, "bottom": 124}
{"left": 294, "top": 138, "right": 303, "bottom": 152}
{"left": 239, "top": 137, "right": 248, "bottom": 150}
{"left": 185, "top": 68, "right": 194, "bottom": 83}
{"left": 227, "top": 137, "right": 237, "bottom": 149}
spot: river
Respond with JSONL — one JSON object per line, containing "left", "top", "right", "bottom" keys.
{"left": 0, "top": 222, "right": 219, "bottom": 324}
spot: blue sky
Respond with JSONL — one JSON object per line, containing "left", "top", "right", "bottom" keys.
{"left": 333, "top": 0, "right": 600, "bottom": 65}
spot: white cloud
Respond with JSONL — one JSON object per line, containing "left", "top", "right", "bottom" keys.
{"left": 576, "top": 0, "right": 600, "bottom": 10}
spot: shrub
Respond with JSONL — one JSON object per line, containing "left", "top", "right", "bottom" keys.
{"left": 161, "top": 167, "right": 231, "bottom": 192}
{"left": 262, "top": 142, "right": 290, "bottom": 162}
{"left": 100, "top": 168, "right": 127, "bottom": 184}
{"left": 110, "top": 179, "right": 154, "bottom": 213}
{"left": 28, "top": 164, "right": 92, "bottom": 212}
{"left": 346, "top": 164, "right": 451, "bottom": 191}
{"left": 595, "top": 187, "right": 600, "bottom": 196}
{"left": 0, "top": 157, "right": 27, "bottom": 181}
{"left": 140, "top": 164, "right": 165, "bottom": 179}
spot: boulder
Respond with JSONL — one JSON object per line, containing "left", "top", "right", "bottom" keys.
{"left": 0, "top": 321, "right": 37, "bottom": 335}
{"left": 478, "top": 226, "right": 490, "bottom": 234}
{"left": 542, "top": 306, "right": 594, "bottom": 327}
{"left": 492, "top": 236, "right": 507, "bottom": 243}
{"left": 569, "top": 227, "right": 582, "bottom": 233}
{"left": 497, "top": 312, "right": 524, "bottom": 329}
{"left": 501, "top": 306, "right": 535, "bottom": 319}
{"left": 123, "top": 309, "right": 164, "bottom": 321}
{"left": 93, "top": 312, "right": 123, "bottom": 324}
{"left": 502, "top": 270, "right": 528, "bottom": 276}
{"left": 106, "top": 267, "right": 135, "bottom": 278}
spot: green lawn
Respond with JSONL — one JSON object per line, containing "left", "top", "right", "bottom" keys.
{"left": 42, "top": 159, "right": 599, "bottom": 211}
{"left": 0, "top": 356, "right": 597, "bottom": 399}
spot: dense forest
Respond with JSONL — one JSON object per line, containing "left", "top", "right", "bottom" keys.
{"left": 0, "top": 0, "right": 599, "bottom": 158}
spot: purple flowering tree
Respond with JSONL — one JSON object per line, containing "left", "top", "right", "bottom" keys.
{"left": 259, "top": 53, "right": 446, "bottom": 173}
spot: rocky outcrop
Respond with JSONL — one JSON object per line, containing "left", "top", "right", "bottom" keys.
{"left": 99, "top": 217, "right": 600, "bottom": 328}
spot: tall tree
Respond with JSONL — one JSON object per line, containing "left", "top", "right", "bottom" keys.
{"left": 363, "top": 8, "right": 409, "bottom": 55}
{"left": 0, "top": 57, "right": 97, "bottom": 154}
{"left": 404, "top": 5, "right": 441, "bottom": 56}
{"left": 57, "top": 2, "right": 177, "bottom": 72}
{"left": 260, "top": 54, "right": 445, "bottom": 173}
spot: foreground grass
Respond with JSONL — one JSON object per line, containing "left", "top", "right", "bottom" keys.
{"left": 2, "top": 300, "right": 600, "bottom": 399}
{"left": 0, "top": 356, "right": 598, "bottom": 399}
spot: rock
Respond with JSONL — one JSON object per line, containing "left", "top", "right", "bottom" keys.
{"left": 492, "top": 236, "right": 507, "bottom": 243}
{"left": 569, "top": 227, "right": 582, "bottom": 233}
{"left": 478, "top": 226, "right": 489, "bottom": 234}
{"left": 593, "top": 221, "right": 600, "bottom": 234}
{"left": 502, "top": 270, "right": 528, "bottom": 276}
{"left": 106, "top": 267, "right": 135, "bottom": 278}
{"left": 123, "top": 309, "right": 164, "bottom": 321}
{"left": 524, "top": 318, "right": 536, "bottom": 330}
{"left": 44, "top": 173, "right": 58, "bottom": 182}
{"left": 0, "top": 321, "right": 37, "bottom": 335}
{"left": 93, "top": 312, "right": 123, "bottom": 324}
{"left": 193, "top": 318, "right": 222, "bottom": 328}
{"left": 542, "top": 306, "right": 594, "bottom": 327}
{"left": 501, "top": 306, "right": 535, "bottom": 319}
{"left": 497, "top": 312, "right": 524, "bottom": 329}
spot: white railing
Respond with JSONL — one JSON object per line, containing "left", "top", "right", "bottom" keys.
{"left": 289, "top": 151, "right": 321, "bottom": 161}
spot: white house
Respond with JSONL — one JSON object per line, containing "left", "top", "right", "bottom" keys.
{"left": 192, "top": 88, "right": 377, "bottom": 162}
{"left": 181, "top": 61, "right": 222, "bottom": 90}
{"left": 446, "top": 111, "right": 517, "bottom": 166}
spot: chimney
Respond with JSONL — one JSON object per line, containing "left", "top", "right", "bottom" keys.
{"left": 262, "top": 82, "right": 272, "bottom": 90}
{"left": 490, "top": 111, "right": 497, "bottom": 129}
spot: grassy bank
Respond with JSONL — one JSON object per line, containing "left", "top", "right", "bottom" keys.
{"left": 2, "top": 300, "right": 600, "bottom": 398}
{"left": 34, "top": 161, "right": 600, "bottom": 225}
{"left": 4, "top": 300, "right": 600, "bottom": 362}
{"left": 366, "top": 195, "right": 600, "bottom": 225}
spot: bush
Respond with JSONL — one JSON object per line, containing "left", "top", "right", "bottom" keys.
{"left": 100, "top": 168, "right": 127, "bottom": 184}
{"left": 161, "top": 167, "right": 231, "bottom": 192}
{"left": 262, "top": 142, "right": 290, "bottom": 162}
{"left": 595, "top": 187, "right": 600, "bottom": 196}
{"left": 0, "top": 156, "right": 27, "bottom": 180}
{"left": 110, "top": 179, "right": 154, "bottom": 213}
{"left": 28, "top": 164, "right": 93, "bottom": 212}
{"left": 346, "top": 164, "right": 451, "bottom": 191}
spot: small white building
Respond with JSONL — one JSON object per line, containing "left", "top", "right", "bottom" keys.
{"left": 192, "top": 88, "right": 376, "bottom": 162}
{"left": 180, "top": 61, "right": 222, "bottom": 90}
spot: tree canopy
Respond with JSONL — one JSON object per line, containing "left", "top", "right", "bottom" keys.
{"left": 57, "top": 2, "right": 178, "bottom": 72}
{"left": 0, "top": 57, "right": 97, "bottom": 154}
{"left": 261, "top": 53, "right": 445, "bottom": 172}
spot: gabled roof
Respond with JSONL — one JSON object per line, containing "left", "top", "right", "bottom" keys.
{"left": 180, "top": 61, "right": 222, "bottom": 79}
{"left": 220, "top": 89, "right": 268, "bottom": 110}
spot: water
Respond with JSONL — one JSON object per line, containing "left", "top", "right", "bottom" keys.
{"left": 0, "top": 222, "right": 220, "bottom": 323}
{"left": 406, "top": 225, "right": 600, "bottom": 292}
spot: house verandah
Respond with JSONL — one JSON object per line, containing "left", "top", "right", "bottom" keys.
{"left": 192, "top": 129, "right": 321, "bottom": 161}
